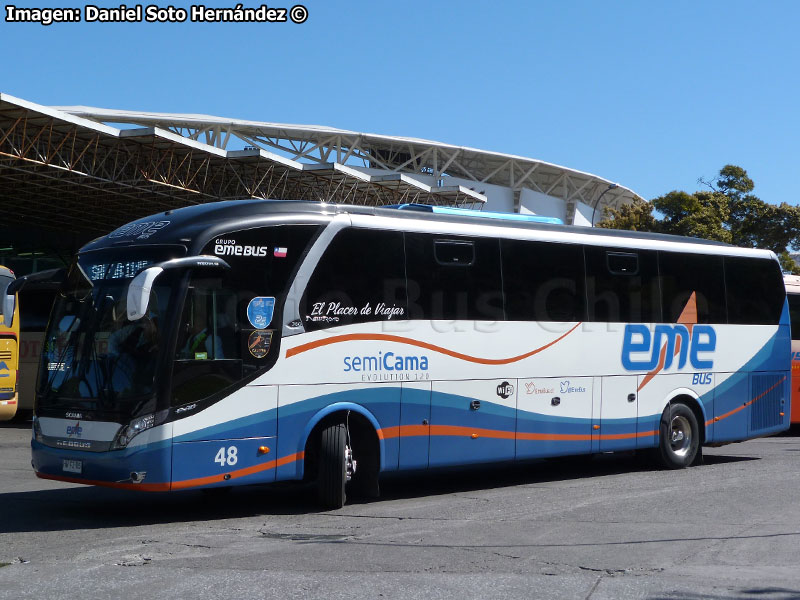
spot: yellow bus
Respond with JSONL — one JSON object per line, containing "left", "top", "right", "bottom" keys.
{"left": 0, "top": 266, "right": 20, "bottom": 420}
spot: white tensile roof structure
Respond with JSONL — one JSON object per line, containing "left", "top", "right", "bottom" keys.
{"left": 59, "top": 105, "right": 641, "bottom": 225}
{"left": 0, "top": 92, "right": 640, "bottom": 237}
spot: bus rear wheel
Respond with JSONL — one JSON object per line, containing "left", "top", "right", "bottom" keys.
{"left": 657, "top": 402, "right": 700, "bottom": 469}
{"left": 316, "top": 423, "right": 349, "bottom": 509}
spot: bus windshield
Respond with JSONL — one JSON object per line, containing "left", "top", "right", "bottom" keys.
{"left": 38, "top": 248, "right": 182, "bottom": 417}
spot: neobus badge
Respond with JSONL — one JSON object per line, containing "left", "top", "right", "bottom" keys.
{"left": 621, "top": 324, "right": 717, "bottom": 371}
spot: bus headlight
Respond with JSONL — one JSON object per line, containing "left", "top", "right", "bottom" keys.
{"left": 32, "top": 416, "right": 43, "bottom": 443}
{"left": 112, "top": 414, "right": 155, "bottom": 449}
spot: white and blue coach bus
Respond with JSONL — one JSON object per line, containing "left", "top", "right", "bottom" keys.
{"left": 14, "top": 200, "right": 790, "bottom": 508}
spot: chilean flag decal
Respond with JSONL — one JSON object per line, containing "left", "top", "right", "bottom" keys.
{"left": 274, "top": 247, "right": 287, "bottom": 258}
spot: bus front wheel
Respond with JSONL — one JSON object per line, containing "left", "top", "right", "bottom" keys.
{"left": 657, "top": 402, "right": 700, "bottom": 469}
{"left": 316, "top": 423, "right": 348, "bottom": 509}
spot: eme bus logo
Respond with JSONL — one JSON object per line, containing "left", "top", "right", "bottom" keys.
{"left": 621, "top": 324, "right": 716, "bottom": 372}
{"left": 66, "top": 422, "right": 83, "bottom": 438}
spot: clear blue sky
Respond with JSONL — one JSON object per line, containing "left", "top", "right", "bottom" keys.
{"left": 3, "top": 0, "right": 799, "bottom": 204}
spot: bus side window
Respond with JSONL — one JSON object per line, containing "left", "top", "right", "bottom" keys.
{"left": 301, "top": 229, "right": 408, "bottom": 331}
{"left": 501, "top": 239, "right": 585, "bottom": 322}
{"left": 585, "top": 247, "right": 660, "bottom": 323}
{"left": 406, "top": 233, "right": 503, "bottom": 322}
{"left": 725, "top": 256, "right": 784, "bottom": 325}
{"left": 659, "top": 252, "right": 726, "bottom": 324}
{"left": 171, "top": 282, "right": 241, "bottom": 407}
{"left": 176, "top": 286, "right": 236, "bottom": 360}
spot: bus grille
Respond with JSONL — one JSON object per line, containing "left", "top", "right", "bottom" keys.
{"left": 0, "top": 351, "right": 11, "bottom": 360}
{"left": 750, "top": 374, "right": 785, "bottom": 432}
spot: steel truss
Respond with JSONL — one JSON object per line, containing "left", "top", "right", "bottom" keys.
{"left": 0, "top": 96, "right": 483, "bottom": 235}
{"left": 60, "top": 106, "right": 641, "bottom": 223}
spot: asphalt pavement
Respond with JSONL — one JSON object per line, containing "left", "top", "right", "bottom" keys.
{"left": 2, "top": 422, "right": 800, "bottom": 599}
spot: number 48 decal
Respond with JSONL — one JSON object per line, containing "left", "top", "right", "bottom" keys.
{"left": 214, "top": 446, "right": 238, "bottom": 467}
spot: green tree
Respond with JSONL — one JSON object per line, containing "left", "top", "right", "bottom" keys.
{"left": 595, "top": 196, "right": 659, "bottom": 232}
{"left": 716, "top": 164, "right": 754, "bottom": 199}
{"left": 597, "top": 164, "right": 800, "bottom": 271}
{"left": 652, "top": 190, "right": 731, "bottom": 243}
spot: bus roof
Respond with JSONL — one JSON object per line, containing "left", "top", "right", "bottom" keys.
{"left": 80, "top": 199, "right": 773, "bottom": 261}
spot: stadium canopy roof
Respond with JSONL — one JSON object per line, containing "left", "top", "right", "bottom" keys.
{"left": 0, "top": 92, "right": 641, "bottom": 238}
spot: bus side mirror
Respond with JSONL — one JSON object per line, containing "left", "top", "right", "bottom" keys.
{"left": 127, "top": 267, "right": 164, "bottom": 321}
{"left": 1, "top": 294, "right": 14, "bottom": 327}
{"left": 126, "top": 255, "right": 230, "bottom": 321}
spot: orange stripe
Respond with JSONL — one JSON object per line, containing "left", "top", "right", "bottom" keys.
{"left": 598, "top": 430, "right": 657, "bottom": 440}
{"left": 378, "top": 425, "right": 428, "bottom": 439}
{"left": 171, "top": 451, "right": 304, "bottom": 490}
{"left": 35, "top": 451, "right": 305, "bottom": 492}
{"left": 518, "top": 431, "right": 593, "bottom": 441}
{"left": 638, "top": 343, "right": 668, "bottom": 391}
{"left": 705, "top": 376, "right": 787, "bottom": 426}
{"left": 429, "top": 425, "right": 517, "bottom": 440}
{"left": 285, "top": 323, "right": 582, "bottom": 365}
{"left": 378, "top": 424, "right": 656, "bottom": 442}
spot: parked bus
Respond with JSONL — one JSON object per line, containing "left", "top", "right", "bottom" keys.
{"left": 784, "top": 275, "right": 800, "bottom": 424}
{"left": 14, "top": 200, "right": 790, "bottom": 508}
{"left": 15, "top": 284, "right": 59, "bottom": 421}
{"left": 0, "top": 266, "right": 20, "bottom": 421}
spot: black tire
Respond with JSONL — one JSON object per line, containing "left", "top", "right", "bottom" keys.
{"left": 656, "top": 402, "right": 700, "bottom": 469}
{"left": 317, "top": 423, "right": 347, "bottom": 509}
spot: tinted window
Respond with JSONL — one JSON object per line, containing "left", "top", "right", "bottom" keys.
{"left": 172, "top": 224, "right": 319, "bottom": 406}
{"left": 788, "top": 293, "right": 800, "bottom": 339}
{"left": 607, "top": 252, "right": 639, "bottom": 275}
{"left": 659, "top": 252, "right": 726, "bottom": 324}
{"left": 586, "top": 247, "right": 660, "bottom": 323}
{"left": 435, "top": 240, "right": 474, "bottom": 266}
{"left": 172, "top": 278, "right": 242, "bottom": 406}
{"left": 0, "top": 275, "right": 11, "bottom": 298}
{"left": 407, "top": 233, "right": 503, "bottom": 321}
{"left": 18, "top": 288, "right": 57, "bottom": 332}
{"left": 725, "top": 256, "right": 785, "bottom": 325}
{"left": 302, "top": 229, "right": 407, "bottom": 331}
{"left": 502, "top": 239, "right": 586, "bottom": 322}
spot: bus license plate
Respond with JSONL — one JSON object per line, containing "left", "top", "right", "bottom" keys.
{"left": 62, "top": 459, "right": 82, "bottom": 474}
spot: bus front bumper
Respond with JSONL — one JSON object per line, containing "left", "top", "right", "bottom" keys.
{"left": 31, "top": 438, "right": 173, "bottom": 491}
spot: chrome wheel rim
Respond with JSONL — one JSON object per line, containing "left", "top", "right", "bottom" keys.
{"left": 344, "top": 445, "right": 356, "bottom": 482}
{"left": 670, "top": 415, "right": 692, "bottom": 458}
